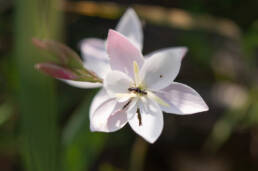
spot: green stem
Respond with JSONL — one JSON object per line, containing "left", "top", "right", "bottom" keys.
{"left": 129, "top": 138, "right": 148, "bottom": 171}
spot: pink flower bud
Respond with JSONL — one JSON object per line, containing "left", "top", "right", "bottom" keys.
{"left": 35, "top": 63, "right": 78, "bottom": 80}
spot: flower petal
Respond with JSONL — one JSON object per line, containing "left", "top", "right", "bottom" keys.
{"left": 80, "top": 38, "right": 110, "bottom": 78}
{"left": 155, "top": 82, "right": 209, "bottom": 114}
{"left": 128, "top": 98, "right": 164, "bottom": 143}
{"left": 116, "top": 8, "right": 143, "bottom": 50}
{"left": 89, "top": 88, "right": 110, "bottom": 120}
{"left": 63, "top": 80, "right": 102, "bottom": 89}
{"left": 91, "top": 98, "right": 128, "bottom": 132}
{"left": 140, "top": 47, "right": 187, "bottom": 90}
{"left": 126, "top": 98, "right": 138, "bottom": 120}
{"left": 107, "top": 29, "right": 144, "bottom": 79}
{"left": 104, "top": 70, "right": 133, "bottom": 97}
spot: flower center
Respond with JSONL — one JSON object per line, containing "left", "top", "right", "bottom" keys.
{"left": 117, "top": 60, "right": 170, "bottom": 114}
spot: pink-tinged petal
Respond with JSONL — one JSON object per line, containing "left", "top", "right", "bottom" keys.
{"left": 35, "top": 63, "right": 78, "bottom": 80}
{"left": 107, "top": 29, "right": 144, "bottom": 79}
{"left": 126, "top": 98, "right": 139, "bottom": 120}
{"left": 89, "top": 88, "right": 109, "bottom": 132}
{"left": 106, "top": 107, "right": 128, "bottom": 132}
{"left": 90, "top": 89, "right": 110, "bottom": 120}
{"left": 128, "top": 98, "right": 164, "bottom": 143}
{"left": 155, "top": 82, "right": 209, "bottom": 115}
{"left": 79, "top": 38, "right": 110, "bottom": 78}
{"left": 116, "top": 8, "right": 143, "bottom": 50}
{"left": 104, "top": 70, "right": 133, "bottom": 97}
{"left": 140, "top": 47, "right": 187, "bottom": 90}
{"left": 63, "top": 80, "right": 102, "bottom": 89}
{"left": 91, "top": 98, "right": 128, "bottom": 132}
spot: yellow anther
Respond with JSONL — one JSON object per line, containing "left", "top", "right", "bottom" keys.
{"left": 147, "top": 91, "right": 170, "bottom": 107}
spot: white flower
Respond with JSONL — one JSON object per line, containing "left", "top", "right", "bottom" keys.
{"left": 90, "top": 30, "right": 209, "bottom": 143}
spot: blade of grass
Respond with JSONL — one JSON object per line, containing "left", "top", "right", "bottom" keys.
{"left": 14, "top": 0, "right": 62, "bottom": 170}
{"left": 62, "top": 90, "right": 107, "bottom": 171}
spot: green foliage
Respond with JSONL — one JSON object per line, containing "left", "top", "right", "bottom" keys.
{"left": 62, "top": 90, "right": 106, "bottom": 171}
{"left": 14, "top": 0, "right": 62, "bottom": 170}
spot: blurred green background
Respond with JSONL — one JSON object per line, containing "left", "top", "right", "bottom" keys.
{"left": 0, "top": 0, "right": 258, "bottom": 170}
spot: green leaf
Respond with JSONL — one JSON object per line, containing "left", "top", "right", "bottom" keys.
{"left": 62, "top": 90, "right": 107, "bottom": 171}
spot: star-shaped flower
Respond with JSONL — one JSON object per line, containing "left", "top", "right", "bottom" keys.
{"left": 90, "top": 30, "right": 209, "bottom": 143}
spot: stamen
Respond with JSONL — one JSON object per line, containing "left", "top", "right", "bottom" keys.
{"left": 116, "top": 93, "right": 137, "bottom": 99}
{"left": 147, "top": 91, "right": 170, "bottom": 107}
{"left": 137, "top": 108, "right": 142, "bottom": 126}
{"left": 122, "top": 99, "right": 132, "bottom": 110}
{"left": 133, "top": 61, "right": 140, "bottom": 86}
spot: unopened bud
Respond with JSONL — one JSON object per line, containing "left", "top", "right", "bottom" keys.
{"left": 35, "top": 63, "right": 78, "bottom": 80}
{"left": 32, "top": 38, "right": 84, "bottom": 69}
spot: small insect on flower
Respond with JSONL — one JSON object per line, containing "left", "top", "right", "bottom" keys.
{"left": 128, "top": 87, "right": 147, "bottom": 95}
